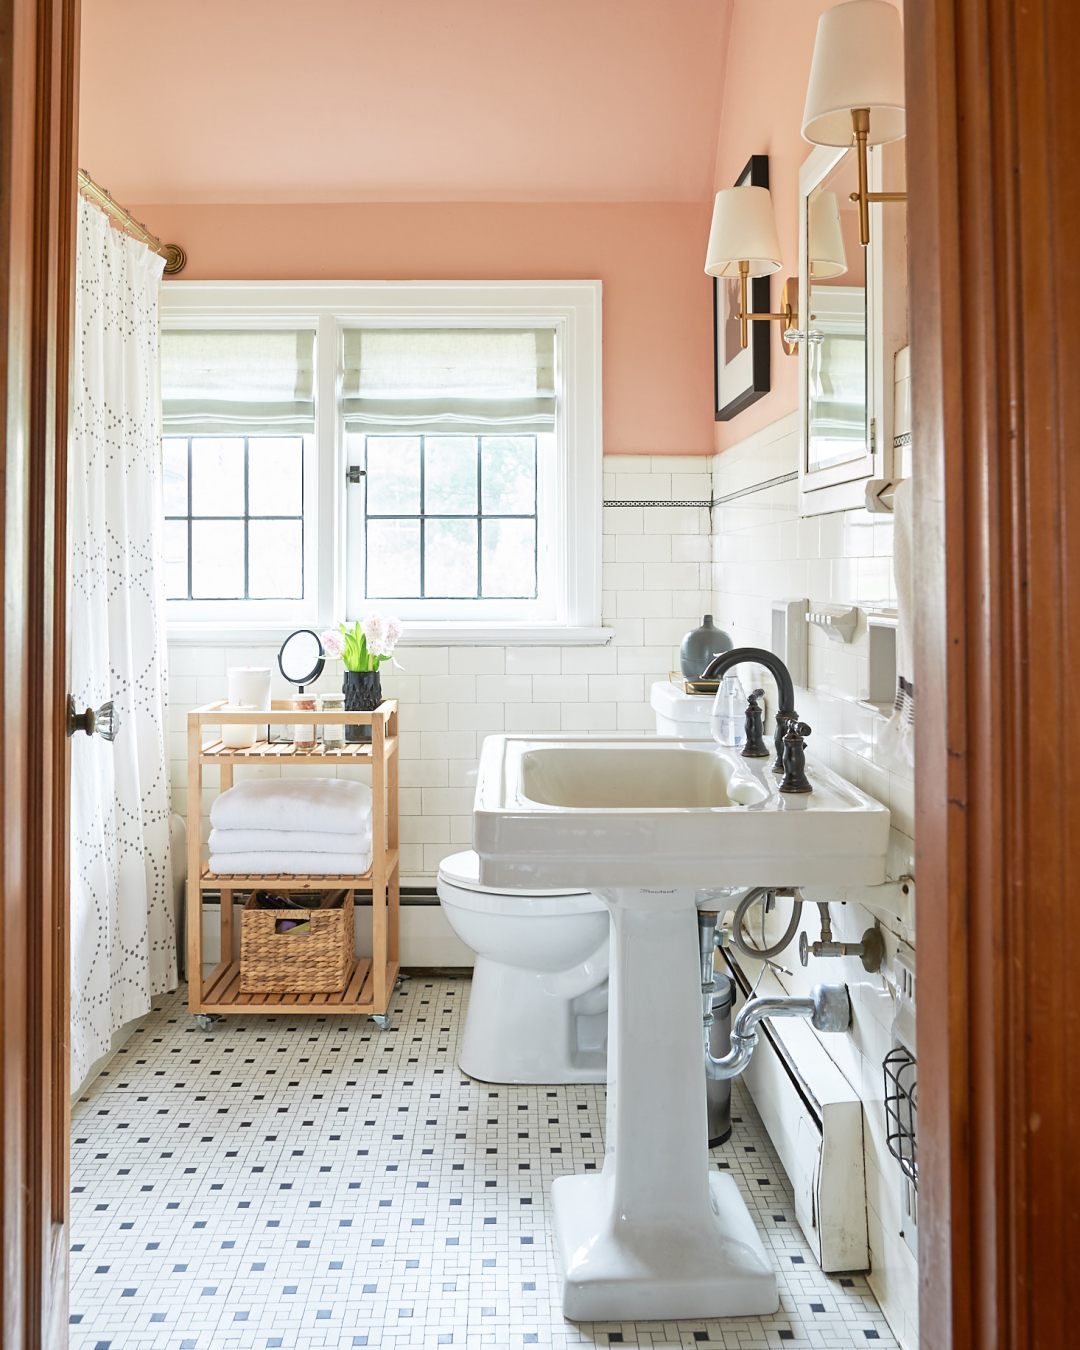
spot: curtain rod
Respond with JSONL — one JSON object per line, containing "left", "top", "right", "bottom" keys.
{"left": 77, "top": 169, "right": 187, "bottom": 275}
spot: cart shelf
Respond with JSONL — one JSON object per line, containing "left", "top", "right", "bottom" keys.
{"left": 198, "top": 852, "right": 400, "bottom": 891}
{"left": 198, "top": 737, "right": 396, "bottom": 765}
{"left": 195, "top": 956, "right": 401, "bottom": 1016}
{"left": 186, "top": 698, "right": 400, "bottom": 1022}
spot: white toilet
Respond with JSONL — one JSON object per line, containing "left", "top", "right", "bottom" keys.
{"left": 436, "top": 849, "right": 609, "bottom": 1084}
{"left": 441, "top": 690, "right": 714, "bottom": 1085}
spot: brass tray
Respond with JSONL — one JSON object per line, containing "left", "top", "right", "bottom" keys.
{"left": 668, "top": 671, "right": 719, "bottom": 696}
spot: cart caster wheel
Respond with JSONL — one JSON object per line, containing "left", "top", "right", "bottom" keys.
{"left": 395, "top": 973, "right": 408, "bottom": 990}
{"left": 194, "top": 1013, "right": 221, "bottom": 1031}
{"left": 369, "top": 1014, "right": 393, "bottom": 1031}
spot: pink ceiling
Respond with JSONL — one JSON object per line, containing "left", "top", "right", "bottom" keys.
{"left": 79, "top": 0, "right": 731, "bottom": 205}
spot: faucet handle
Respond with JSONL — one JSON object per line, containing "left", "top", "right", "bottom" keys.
{"left": 772, "top": 711, "right": 793, "bottom": 774}
{"left": 779, "top": 719, "right": 813, "bottom": 794}
{"left": 741, "top": 689, "right": 769, "bottom": 758}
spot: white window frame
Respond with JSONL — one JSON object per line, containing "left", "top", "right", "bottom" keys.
{"left": 160, "top": 280, "right": 605, "bottom": 645}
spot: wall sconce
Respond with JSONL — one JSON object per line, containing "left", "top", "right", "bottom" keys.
{"left": 704, "top": 185, "right": 799, "bottom": 357}
{"left": 802, "top": 0, "right": 907, "bottom": 247}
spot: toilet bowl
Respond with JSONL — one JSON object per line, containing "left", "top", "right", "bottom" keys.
{"left": 436, "top": 850, "right": 609, "bottom": 1084}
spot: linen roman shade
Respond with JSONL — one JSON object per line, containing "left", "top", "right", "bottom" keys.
{"left": 341, "top": 328, "right": 556, "bottom": 434}
{"left": 161, "top": 329, "right": 316, "bottom": 434}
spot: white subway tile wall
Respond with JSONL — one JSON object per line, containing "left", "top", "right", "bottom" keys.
{"left": 709, "top": 421, "right": 918, "bottom": 1350}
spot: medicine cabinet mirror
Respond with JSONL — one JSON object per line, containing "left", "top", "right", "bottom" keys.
{"left": 798, "top": 142, "right": 907, "bottom": 514}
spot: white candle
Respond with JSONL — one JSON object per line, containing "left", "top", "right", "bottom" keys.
{"left": 221, "top": 704, "right": 258, "bottom": 749}
{"left": 227, "top": 666, "right": 271, "bottom": 711}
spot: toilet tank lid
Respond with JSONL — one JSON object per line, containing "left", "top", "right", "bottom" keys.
{"left": 438, "top": 850, "right": 591, "bottom": 898}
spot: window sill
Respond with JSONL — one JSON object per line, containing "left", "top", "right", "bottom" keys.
{"left": 166, "top": 622, "right": 614, "bottom": 648}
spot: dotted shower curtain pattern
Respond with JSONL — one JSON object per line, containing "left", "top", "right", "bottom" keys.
{"left": 69, "top": 197, "right": 177, "bottom": 1092}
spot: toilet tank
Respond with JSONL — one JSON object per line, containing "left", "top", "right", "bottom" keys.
{"left": 649, "top": 680, "right": 714, "bottom": 738}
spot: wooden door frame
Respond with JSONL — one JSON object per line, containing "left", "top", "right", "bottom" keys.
{"left": 0, "top": 0, "right": 79, "bottom": 1345}
{"left": 910, "top": 0, "right": 1080, "bottom": 1345}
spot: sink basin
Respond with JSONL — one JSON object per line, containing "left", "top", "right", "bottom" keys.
{"left": 475, "top": 735, "right": 890, "bottom": 890}
{"left": 519, "top": 744, "right": 765, "bottom": 810}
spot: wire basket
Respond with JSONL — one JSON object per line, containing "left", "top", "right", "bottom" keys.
{"left": 883, "top": 1045, "right": 918, "bottom": 1189}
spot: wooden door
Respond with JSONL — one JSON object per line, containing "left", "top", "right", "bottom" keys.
{"left": 909, "top": 0, "right": 1080, "bottom": 1345}
{"left": 0, "top": 0, "right": 79, "bottom": 1345}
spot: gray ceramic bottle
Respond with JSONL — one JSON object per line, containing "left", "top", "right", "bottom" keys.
{"left": 679, "top": 614, "right": 733, "bottom": 679}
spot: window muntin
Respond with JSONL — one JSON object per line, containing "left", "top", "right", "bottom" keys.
{"left": 357, "top": 433, "right": 538, "bottom": 601}
{"left": 162, "top": 435, "right": 307, "bottom": 601}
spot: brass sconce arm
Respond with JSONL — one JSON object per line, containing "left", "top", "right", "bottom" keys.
{"left": 736, "top": 261, "right": 800, "bottom": 356}
{"left": 849, "top": 108, "right": 907, "bottom": 246}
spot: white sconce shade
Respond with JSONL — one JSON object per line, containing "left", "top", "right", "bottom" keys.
{"left": 802, "top": 0, "right": 906, "bottom": 146}
{"left": 704, "top": 186, "right": 783, "bottom": 279}
{"left": 808, "top": 191, "right": 848, "bottom": 279}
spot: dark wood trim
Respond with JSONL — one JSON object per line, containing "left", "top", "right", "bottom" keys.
{"left": 0, "top": 0, "right": 79, "bottom": 1344}
{"left": 713, "top": 153, "right": 771, "bottom": 421}
{"left": 910, "top": 0, "right": 1080, "bottom": 1344}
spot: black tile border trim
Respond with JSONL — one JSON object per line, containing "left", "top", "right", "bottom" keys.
{"left": 603, "top": 499, "right": 712, "bottom": 509}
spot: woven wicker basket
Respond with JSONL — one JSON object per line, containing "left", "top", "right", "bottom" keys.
{"left": 240, "top": 889, "right": 353, "bottom": 993}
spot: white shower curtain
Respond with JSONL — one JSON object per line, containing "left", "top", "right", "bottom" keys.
{"left": 69, "top": 198, "right": 177, "bottom": 1092}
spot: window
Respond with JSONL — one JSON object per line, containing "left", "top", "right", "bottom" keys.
{"left": 162, "top": 434, "right": 309, "bottom": 601}
{"left": 159, "top": 282, "right": 603, "bottom": 641}
{"left": 160, "top": 327, "right": 318, "bottom": 625}
{"left": 355, "top": 434, "right": 539, "bottom": 601}
{"left": 341, "top": 326, "right": 558, "bottom": 622}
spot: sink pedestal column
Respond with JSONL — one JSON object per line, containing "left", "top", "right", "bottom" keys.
{"left": 551, "top": 887, "right": 778, "bottom": 1321}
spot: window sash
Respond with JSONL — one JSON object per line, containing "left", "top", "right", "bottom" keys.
{"left": 163, "top": 435, "right": 308, "bottom": 602}
{"left": 344, "top": 430, "right": 557, "bottom": 623}
{"left": 356, "top": 433, "right": 539, "bottom": 602}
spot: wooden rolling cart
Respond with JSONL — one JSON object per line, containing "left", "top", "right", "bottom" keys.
{"left": 185, "top": 699, "right": 400, "bottom": 1028}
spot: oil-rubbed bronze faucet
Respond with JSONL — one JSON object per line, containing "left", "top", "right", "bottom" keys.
{"left": 701, "top": 647, "right": 813, "bottom": 794}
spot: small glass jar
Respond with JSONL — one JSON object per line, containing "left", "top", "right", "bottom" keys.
{"left": 320, "top": 693, "right": 345, "bottom": 747}
{"left": 292, "top": 693, "right": 317, "bottom": 748}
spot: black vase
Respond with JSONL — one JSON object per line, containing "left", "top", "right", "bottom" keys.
{"left": 343, "top": 669, "right": 382, "bottom": 743}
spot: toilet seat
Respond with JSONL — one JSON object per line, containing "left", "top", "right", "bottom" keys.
{"left": 437, "top": 850, "right": 602, "bottom": 915}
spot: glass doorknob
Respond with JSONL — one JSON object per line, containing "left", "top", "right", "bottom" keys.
{"left": 67, "top": 695, "right": 119, "bottom": 741}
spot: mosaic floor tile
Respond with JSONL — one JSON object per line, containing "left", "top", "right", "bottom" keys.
{"left": 71, "top": 976, "right": 898, "bottom": 1350}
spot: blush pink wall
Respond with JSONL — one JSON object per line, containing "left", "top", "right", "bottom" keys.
{"left": 136, "top": 200, "right": 715, "bottom": 457}
{"left": 711, "top": 0, "right": 835, "bottom": 452}
{"left": 711, "top": 0, "right": 902, "bottom": 452}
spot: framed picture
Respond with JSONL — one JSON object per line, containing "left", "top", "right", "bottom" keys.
{"left": 713, "top": 154, "right": 771, "bottom": 421}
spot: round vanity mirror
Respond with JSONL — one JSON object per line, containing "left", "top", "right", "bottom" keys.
{"left": 277, "top": 628, "right": 325, "bottom": 690}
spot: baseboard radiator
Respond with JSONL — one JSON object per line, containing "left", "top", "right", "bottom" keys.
{"left": 723, "top": 950, "right": 869, "bottom": 1272}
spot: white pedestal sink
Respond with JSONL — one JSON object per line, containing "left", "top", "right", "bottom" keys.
{"left": 474, "top": 736, "right": 890, "bottom": 1322}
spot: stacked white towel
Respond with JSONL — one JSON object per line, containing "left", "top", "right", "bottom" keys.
{"left": 208, "top": 779, "right": 374, "bottom": 875}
